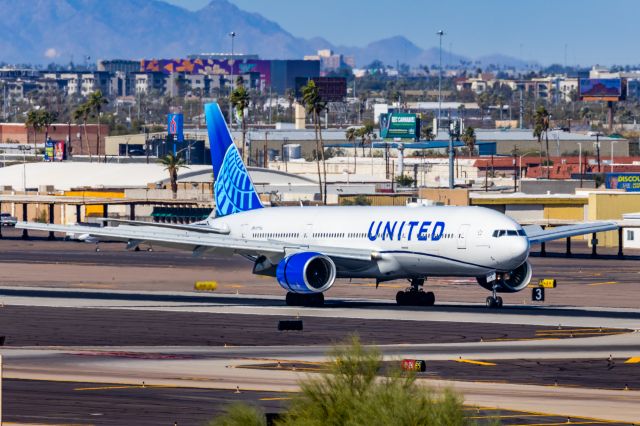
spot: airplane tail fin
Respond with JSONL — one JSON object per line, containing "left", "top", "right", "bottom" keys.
{"left": 205, "top": 102, "right": 263, "bottom": 217}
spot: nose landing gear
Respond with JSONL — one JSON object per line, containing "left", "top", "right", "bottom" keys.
{"left": 486, "top": 281, "right": 503, "bottom": 308}
{"left": 396, "top": 278, "right": 435, "bottom": 306}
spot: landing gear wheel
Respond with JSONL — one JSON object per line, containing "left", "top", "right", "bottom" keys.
{"left": 486, "top": 296, "right": 503, "bottom": 308}
{"left": 423, "top": 291, "right": 435, "bottom": 306}
{"left": 396, "top": 291, "right": 407, "bottom": 306}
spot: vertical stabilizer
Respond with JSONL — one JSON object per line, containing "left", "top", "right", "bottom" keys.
{"left": 205, "top": 102, "right": 263, "bottom": 217}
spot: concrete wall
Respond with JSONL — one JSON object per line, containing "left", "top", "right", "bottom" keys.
{"left": 418, "top": 188, "right": 470, "bottom": 206}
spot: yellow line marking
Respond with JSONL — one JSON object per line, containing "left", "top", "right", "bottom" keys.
{"left": 259, "top": 397, "right": 292, "bottom": 401}
{"left": 624, "top": 357, "right": 640, "bottom": 364}
{"left": 455, "top": 359, "right": 496, "bottom": 366}
{"left": 508, "top": 423, "right": 608, "bottom": 426}
{"left": 468, "top": 414, "right": 549, "bottom": 419}
{"left": 587, "top": 281, "right": 618, "bottom": 286}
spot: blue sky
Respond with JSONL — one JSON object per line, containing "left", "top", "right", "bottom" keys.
{"left": 165, "top": 0, "right": 639, "bottom": 65}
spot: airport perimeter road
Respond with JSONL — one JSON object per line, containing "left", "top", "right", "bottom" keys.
{"left": 1, "top": 228, "right": 639, "bottom": 308}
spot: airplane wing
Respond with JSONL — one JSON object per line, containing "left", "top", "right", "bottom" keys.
{"left": 15, "top": 222, "right": 374, "bottom": 262}
{"left": 523, "top": 222, "right": 618, "bottom": 244}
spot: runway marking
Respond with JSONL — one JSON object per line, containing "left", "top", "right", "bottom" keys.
{"left": 259, "top": 397, "right": 292, "bottom": 401}
{"left": 587, "top": 281, "right": 618, "bottom": 286}
{"left": 454, "top": 359, "right": 496, "bottom": 366}
{"left": 468, "top": 414, "right": 548, "bottom": 419}
{"left": 624, "top": 357, "right": 640, "bottom": 364}
{"left": 507, "top": 422, "right": 609, "bottom": 426}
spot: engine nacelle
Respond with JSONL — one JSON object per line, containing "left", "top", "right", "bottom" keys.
{"left": 476, "top": 260, "right": 533, "bottom": 293}
{"left": 276, "top": 252, "right": 337, "bottom": 294}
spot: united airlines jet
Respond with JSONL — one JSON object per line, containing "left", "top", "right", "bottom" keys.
{"left": 18, "top": 103, "right": 618, "bottom": 308}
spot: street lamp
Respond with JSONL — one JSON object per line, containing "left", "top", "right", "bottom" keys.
{"left": 18, "top": 145, "right": 31, "bottom": 191}
{"left": 610, "top": 140, "right": 618, "bottom": 173}
{"left": 577, "top": 142, "right": 583, "bottom": 188}
{"left": 518, "top": 150, "right": 539, "bottom": 180}
{"left": 436, "top": 30, "right": 445, "bottom": 131}
{"left": 592, "top": 132, "right": 603, "bottom": 172}
{"left": 228, "top": 31, "right": 237, "bottom": 125}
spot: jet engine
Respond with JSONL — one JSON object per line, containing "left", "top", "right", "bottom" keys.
{"left": 276, "top": 252, "right": 337, "bottom": 294}
{"left": 476, "top": 260, "right": 533, "bottom": 293}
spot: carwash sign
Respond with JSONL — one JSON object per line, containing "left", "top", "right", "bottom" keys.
{"left": 605, "top": 173, "right": 640, "bottom": 192}
{"left": 379, "top": 113, "right": 420, "bottom": 141}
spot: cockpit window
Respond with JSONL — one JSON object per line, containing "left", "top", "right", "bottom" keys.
{"left": 493, "top": 229, "right": 524, "bottom": 238}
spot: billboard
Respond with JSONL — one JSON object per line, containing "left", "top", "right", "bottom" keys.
{"left": 605, "top": 173, "right": 640, "bottom": 192}
{"left": 379, "top": 113, "right": 421, "bottom": 141}
{"left": 167, "top": 113, "right": 184, "bottom": 142}
{"left": 141, "top": 59, "right": 272, "bottom": 86}
{"left": 43, "top": 139, "right": 65, "bottom": 161}
{"left": 295, "top": 77, "right": 347, "bottom": 102}
{"left": 579, "top": 78, "right": 624, "bottom": 101}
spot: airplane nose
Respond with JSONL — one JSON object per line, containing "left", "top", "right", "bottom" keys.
{"left": 513, "top": 236, "right": 530, "bottom": 265}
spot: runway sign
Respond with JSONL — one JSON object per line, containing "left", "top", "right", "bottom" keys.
{"left": 194, "top": 281, "right": 218, "bottom": 291}
{"left": 532, "top": 287, "right": 545, "bottom": 302}
{"left": 401, "top": 359, "right": 426, "bottom": 372}
{"left": 538, "top": 279, "right": 557, "bottom": 288}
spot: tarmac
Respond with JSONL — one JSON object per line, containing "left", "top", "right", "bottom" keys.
{"left": 0, "top": 228, "right": 639, "bottom": 424}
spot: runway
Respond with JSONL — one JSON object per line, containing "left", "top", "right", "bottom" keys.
{"left": 0, "top": 231, "right": 639, "bottom": 423}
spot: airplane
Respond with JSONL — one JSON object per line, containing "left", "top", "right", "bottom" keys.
{"left": 17, "top": 102, "right": 618, "bottom": 308}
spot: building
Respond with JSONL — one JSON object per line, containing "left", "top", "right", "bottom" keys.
{"left": 304, "top": 49, "right": 355, "bottom": 72}
{"left": 0, "top": 123, "right": 109, "bottom": 156}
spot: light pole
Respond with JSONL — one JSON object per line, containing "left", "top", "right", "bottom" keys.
{"left": 19, "top": 145, "right": 31, "bottom": 191}
{"left": 593, "top": 132, "right": 603, "bottom": 173}
{"left": 437, "top": 30, "right": 445, "bottom": 133}
{"left": 610, "top": 140, "right": 618, "bottom": 173}
{"left": 518, "top": 150, "right": 539, "bottom": 180}
{"left": 228, "top": 31, "right": 236, "bottom": 125}
{"left": 577, "top": 142, "right": 583, "bottom": 188}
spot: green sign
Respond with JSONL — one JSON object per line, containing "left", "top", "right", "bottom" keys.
{"left": 379, "top": 113, "right": 420, "bottom": 140}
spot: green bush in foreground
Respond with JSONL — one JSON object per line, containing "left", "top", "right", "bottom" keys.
{"left": 210, "top": 337, "right": 479, "bottom": 426}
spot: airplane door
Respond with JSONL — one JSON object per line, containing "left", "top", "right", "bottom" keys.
{"left": 457, "top": 224, "right": 470, "bottom": 249}
{"left": 304, "top": 224, "right": 313, "bottom": 239}
{"left": 241, "top": 224, "right": 249, "bottom": 238}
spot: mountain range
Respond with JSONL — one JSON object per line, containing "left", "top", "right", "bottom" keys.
{"left": 0, "top": 0, "right": 533, "bottom": 68}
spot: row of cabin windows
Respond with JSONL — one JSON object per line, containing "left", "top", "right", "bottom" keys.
{"left": 253, "top": 233, "right": 300, "bottom": 239}
{"left": 250, "top": 232, "right": 460, "bottom": 240}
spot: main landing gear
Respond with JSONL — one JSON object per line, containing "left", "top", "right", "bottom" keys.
{"left": 396, "top": 278, "right": 435, "bottom": 307}
{"left": 285, "top": 292, "right": 325, "bottom": 307}
{"left": 486, "top": 281, "right": 503, "bottom": 308}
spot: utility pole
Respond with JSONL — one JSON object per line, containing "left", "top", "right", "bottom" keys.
{"left": 595, "top": 133, "right": 602, "bottom": 173}
{"left": 228, "top": 31, "right": 236, "bottom": 125}
{"left": 519, "top": 88, "right": 524, "bottom": 129}
{"left": 437, "top": 30, "right": 445, "bottom": 133}
{"left": 448, "top": 118, "right": 460, "bottom": 189}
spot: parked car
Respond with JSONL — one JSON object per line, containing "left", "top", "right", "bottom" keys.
{"left": 0, "top": 212, "right": 17, "bottom": 227}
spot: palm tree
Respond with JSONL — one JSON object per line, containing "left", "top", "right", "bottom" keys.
{"left": 345, "top": 127, "right": 358, "bottom": 174}
{"left": 87, "top": 90, "right": 108, "bottom": 162}
{"left": 359, "top": 120, "right": 375, "bottom": 157}
{"left": 73, "top": 103, "right": 92, "bottom": 161}
{"left": 302, "top": 80, "right": 327, "bottom": 204}
{"left": 461, "top": 126, "right": 476, "bottom": 156}
{"left": 159, "top": 152, "right": 188, "bottom": 199}
{"left": 25, "top": 110, "right": 42, "bottom": 154}
{"left": 533, "top": 106, "right": 550, "bottom": 178}
{"left": 39, "top": 110, "right": 56, "bottom": 143}
{"left": 230, "top": 80, "right": 250, "bottom": 164}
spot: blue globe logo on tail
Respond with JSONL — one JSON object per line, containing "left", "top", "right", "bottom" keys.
{"left": 205, "top": 102, "right": 263, "bottom": 217}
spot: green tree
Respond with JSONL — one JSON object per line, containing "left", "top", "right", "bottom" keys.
{"left": 359, "top": 120, "right": 376, "bottom": 157}
{"left": 533, "top": 106, "right": 550, "bottom": 178}
{"left": 207, "top": 404, "right": 265, "bottom": 426}
{"left": 302, "top": 80, "right": 327, "bottom": 204}
{"left": 159, "top": 152, "right": 188, "bottom": 199}
{"left": 73, "top": 103, "right": 92, "bottom": 161}
{"left": 461, "top": 126, "right": 476, "bottom": 156}
{"left": 87, "top": 90, "right": 108, "bottom": 162}
{"left": 230, "top": 79, "right": 250, "bottom": 164}
{"left": 345, "top": 127, "right": 358, "bottom": 174}
{"left": 25, "top": 109, "right": 42, "bottom": 154}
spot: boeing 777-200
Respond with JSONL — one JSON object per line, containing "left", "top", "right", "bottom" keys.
{"left": 17, "top": 103, "right": 618, "bottom": 308}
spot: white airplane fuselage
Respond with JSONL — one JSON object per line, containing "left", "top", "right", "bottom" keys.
{"left": 214, "top": 205, "right": 530, "bottom": 281}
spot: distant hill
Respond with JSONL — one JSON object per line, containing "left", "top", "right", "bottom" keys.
{"left": 0, "top": 0, "right": 531, "bottom": 68}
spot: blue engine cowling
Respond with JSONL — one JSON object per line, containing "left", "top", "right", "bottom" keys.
{"left": 276, "top": 252, "right": 337, "bottom": 294}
